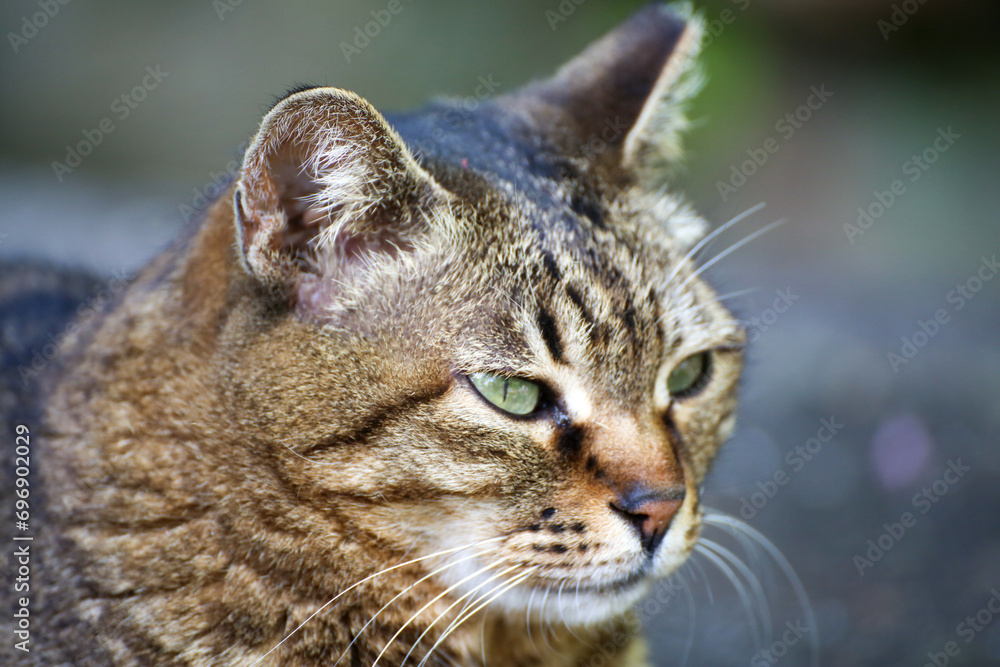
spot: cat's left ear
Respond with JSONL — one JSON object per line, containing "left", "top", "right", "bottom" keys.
{"left": 234, "top": 87, "right": 452, "bottom": 292}
{"left": 507, "top": 3, "right": 703, "bottom": 181}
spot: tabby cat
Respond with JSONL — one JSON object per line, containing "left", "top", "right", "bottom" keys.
{"left": 7, "top": 4, "right": 748, "bottom": 666}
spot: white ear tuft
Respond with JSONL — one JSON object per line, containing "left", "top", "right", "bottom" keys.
{"left": 501, "top": 4, "right": 704, "bottom": 180}
{"left": 622, "top": 10, "right": 705, "bottom": 180}
{"left": 621, "top": 186, "right": 708, "bottom": 255}
{"left": 234, "top": 87, "right": 451, "bottom": 287}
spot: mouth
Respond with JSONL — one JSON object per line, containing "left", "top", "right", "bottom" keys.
{"left": 424, "top": 541, "right": 662, "bottom": 628}
{"left": 492, "top": 565, "right": 656, "bottom": 627}
{"left": 570, "top": 563, "right": 652, "bottom": 595}
{"left": 517, "top": 555, "right": 655, "bottom": 603}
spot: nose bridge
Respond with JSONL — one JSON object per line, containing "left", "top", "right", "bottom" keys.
{"left": 584, "top": 412, "right": 687, "bottom": 555}
{"left": 588, "top": 413, "right": 684, "bottom": 491}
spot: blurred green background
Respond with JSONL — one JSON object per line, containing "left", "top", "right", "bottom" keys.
{"left": 2, "top": 1, "right": 998, "bottom": 665}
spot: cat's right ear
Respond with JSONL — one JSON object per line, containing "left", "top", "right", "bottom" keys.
{"left": 234, "top": 87, "right": 452, "bottom": 296}
{"left": 506, "top": 3, "right": 702, "bottom": 183}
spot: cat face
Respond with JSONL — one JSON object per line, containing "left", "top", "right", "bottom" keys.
{"left": 228, "top": 4, "right": 741, "bottom": 630}
{"left": 338, "top": 196, "right": 745, "bottom": 626}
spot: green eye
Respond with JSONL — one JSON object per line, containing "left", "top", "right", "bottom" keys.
{"left": 667, "top": 352, "right": 711, "bottom": 398}
{"left": 469, "top": 373, "right": 541, "bottom": 416}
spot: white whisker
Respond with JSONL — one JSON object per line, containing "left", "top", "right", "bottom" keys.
{"left": 675, "top": 218, "right": 786, "bottom": 294}
{"left": 557, "top": 578, "right": 587, "bottom": 644}
{"left": 480, "top": 614, "right": 488, "bottom": 667}
{"left": 539, "top": 586, "right": 556, "bottom": 653}
{"left": 700, "top": 538, "right": 773, "bottom": 640}
{"left": 246, "top": 537, "right": 504, "bottom": 667}
{"left": 667, "top": 202, "right": 767, "bottom": 282}
{"left": 664, "top": 286, "right": 763, "bottom": 327}
{"left": 525, "top": 584, "right": 540, "bottom": 655}
{"left": 703, "top": 511, "right": 819, "bottom": 667}
{"left": 694, "top": 542, "right": 764, "bottom": 648}
{"left": 277, "top": 437, "right": 323, "bottom": 463}
{"left": 375, "top": 559, "right": 516, "bottom": 667}
{"left": 418, "top": 568, "right": 537, "bottom": 667}
{"left": 398, "top": 561, "right": 519, "bottom": 667}
{"left": 332, "top": 548, "right": 488, "bottom": 666}
{"left": 574, "top": 577, "right": 583, "bottom": 634}
{"left": 677, "top": 569, "right": 697, "bottom": 667}
{"left": 687, "top": 548, "right": 715, "bottom": 605}
{"left": 663, "top": 202, "right": 767, "bottom": 287}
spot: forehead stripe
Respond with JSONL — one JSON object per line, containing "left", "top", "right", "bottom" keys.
{"left": 536, "top": 306, "right": 564, "bottom": 363}
{"left": 565, "top": 285, "right": 595, "bottom": 327}
{"left": 541, "top": 251, "right": 562, "bottom": 282}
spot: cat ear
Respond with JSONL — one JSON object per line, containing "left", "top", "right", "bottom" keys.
{"left": 234, "top": 87, "right": 451, "bottom": 289}
{"left": 509, "top": 4, "right": 702, "bottom": 181}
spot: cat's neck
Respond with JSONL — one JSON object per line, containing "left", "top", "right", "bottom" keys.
{"left": 37, "top": 197, "right": 640, "bottom": 665}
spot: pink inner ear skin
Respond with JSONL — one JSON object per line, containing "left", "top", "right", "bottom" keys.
{"left": 339, "top": 233, "right": 411, "bottom": 262}
{"left": 301, "top": 205, "right": 328, "bottom": 228}
{"left": 236, "top": 87, "right": 453, "bottom": 292}
{"left": 291, "top": 221, "right": 420, "bottom": 323}
{"left": 294, "top": 273, "right": 337, "bottom": 321}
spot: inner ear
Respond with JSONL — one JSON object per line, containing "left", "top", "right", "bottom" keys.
{"left": 234, "top": 87, "right": 451, "bottom": 296}
{"left": 500, "top": 4, "right": 702, "bottom": 182}
{"left": 270, "top": 154, "right": 415, "bottom": 265}
{"left": 271, "top": 157, "right": 327, "bottom": 255}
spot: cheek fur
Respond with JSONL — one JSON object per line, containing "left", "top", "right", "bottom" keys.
{"left": 30, "top": 6, "right": 750, "bottom": 665}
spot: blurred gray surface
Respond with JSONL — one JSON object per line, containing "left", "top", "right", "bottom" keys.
{"left": 2, "top": 1, "right": 998, "bottom": 665}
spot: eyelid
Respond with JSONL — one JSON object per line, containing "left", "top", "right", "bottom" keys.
{"left": 653, "top": 348, "right": 716, "bottom": 408}
{"left": 667, "top": 351, "right": 712, "bottom": 399}
{"left": 467, "top": 372, "right": 543, "bottom": 417}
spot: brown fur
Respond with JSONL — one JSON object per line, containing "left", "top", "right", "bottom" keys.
{"left": 5, "top": 5, "right": 745, "bottom": 665}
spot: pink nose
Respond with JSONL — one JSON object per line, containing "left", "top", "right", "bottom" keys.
{"left": 610, "top": 487, "right": 685, "bottom": 555}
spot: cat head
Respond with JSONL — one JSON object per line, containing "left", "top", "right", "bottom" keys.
{"left": 229, "top": 3, "right": 742, "bottom": 625}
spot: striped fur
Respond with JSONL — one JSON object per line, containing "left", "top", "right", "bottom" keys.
{"left": 12, "top": 4, "right": 745, "bottom": 666}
